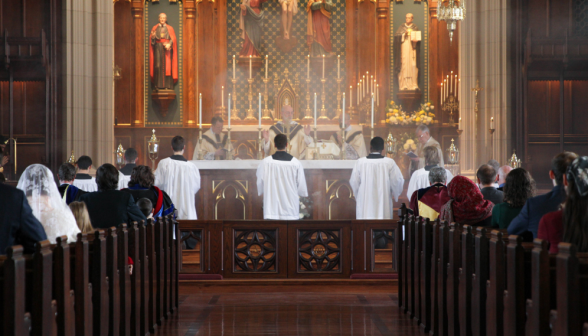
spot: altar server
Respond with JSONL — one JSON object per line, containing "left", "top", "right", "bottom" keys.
{"left": 155, "top": 136, "right": 201, "bottom": 219}
{"left": 257, "top": 134, "right": 308, "bottom": 220}
{"left": 193, "top": 116, "right": 234, "bottom": 160}
{"left": 330, "top": 113, "right": 367, "bottom": 159}
{"left": 350, "top": 137, "right": 404, "bottom": 219}
{"left": 118, "top": 148, "right": 137, "bottom": 189}
{"left": 262, "top": 104, "right": 313, "bottom": 159}
{"left": 73, "top": 155, "right": 98, "bottom": 192}
{"left": 406, "top": 145, "right": 454, "bottom": 198}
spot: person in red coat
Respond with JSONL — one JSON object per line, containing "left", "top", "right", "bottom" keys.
{"left": 150, "top": 13, "right": 178, "bottom": 91}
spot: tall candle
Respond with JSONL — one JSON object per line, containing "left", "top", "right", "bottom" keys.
{"left": 446, "top": 75, "right": 449, "bottom": 98}
{"left": 349, "top": 86, "right": 353, "bottom": 107}
{"left": 459, "top": 117, "right": 461, "bottom": 128}
{"left": 258, "top": 93, "right": 262, "bottom": 128}
{"left": 232, "top": 55, "right": 236, "bottom": 79}
{"left": 307, "top": 55, "right": 310, "bottom": 79}
{"left": 342, "top": 93, "right": 346, "bottom": 129}
{"left": 221, "top": 86, "right": 224, "bottom": 108}
{"left": 322, "top": 55, "right": 325, "bottom": 79}
{"left": 362, "top": 76, "right": 366, "bottom": 97}
{"left": 314, "top": 93, "right": 317, "bottom": 128}
{"left": 454, "top": 75, "right": 458, "bottom": 95}
{"left": 337, "top": 55, "right": 340, "bottom": 79}
{"left": 491, "top": 117, "right": 494, "bottom": 130}
{"left": 357, "top": 83, "right": 360, "bottom": 103}
{"left": 371, "top": 93, "right": 374, "bottom": 128}
{"left": 376, "top": 84, "right": 379, "bottom": 106}
{"left": 440, "top": 83, "right": 443, "bottom": 104}
{"left": 450, "top": 71, "right": 454, "bottom": 95}
{"left": 444, "top": 79, "right": 447, "bottom": 100}
{"left": 265, "top": 55, "right": 268, "bottom": 79}
{"left": 199, "top": 93, "right": 202, "bottom": 128}
{"left": 373, "top": 79, "right": 376, "bottom": 95}
{"left": 249, "top": 55, "right": 252, "bottom": 79}
{"left": 228, "top": 94, "right": 231, "bottom": 128}
{"left": 370, "top": 76, "right": 374, "bottom": 93}
{"left": 457, "top": 79, "right": 461, "bottom": 101}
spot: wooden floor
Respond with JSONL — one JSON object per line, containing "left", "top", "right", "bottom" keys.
{"left": 157, "top": 284, "right": 420, "bottom": 336}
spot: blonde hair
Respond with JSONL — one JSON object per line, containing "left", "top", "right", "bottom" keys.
{"left": 69, "top": 201, "right": 94, "bottom": 234}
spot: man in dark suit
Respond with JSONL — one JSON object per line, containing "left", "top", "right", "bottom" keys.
{"left": 80, "top": 163, "right": 146, "bottom": 228}
{"left": 0, "top": 183, "right": 47, "bottom": 255}
{"left": 477, "top": 164, "right": 504, "bottom": 205}
{"left": 57, "top": 163, "right": 86, "bottom": 205}
{"left": 508, "top": 151, "right": 577, "bottom": 239}
{"left": 119, "top": 148, "right": 138, "bottom": 176}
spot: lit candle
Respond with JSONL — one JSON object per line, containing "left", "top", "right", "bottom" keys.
{"left": 228, "top": 93, "right": 231, "bottom": 128}
{"left": 450, "top": 71, "right": 453, "bottom": 95}
{"left": 265, "top": 55, "right": 268, "bottom": 79}
{"left": 376, "top": 84, "right": 379, "bottom": 106}
{"left": 444, "top": 79, "right": 448, "bottom": 100}
{"left": 314, "top": 93, "right": 317, "bottom": 128}
{"left": 337, "top": 55, "right": 340, "bottom": 79}
{"left": 362, "top": 76, "right": 366, "bottom": 97}
{"left": 199, "top": 93, "right": 203, "bottom": 128}
{"left": 491, "top": 117, "right": 494, "bottom": 130}
{"left": 457, "top": 78, "right": 460, "bottom": 101}
{"left": 307, "top": 55, "right": 310, "bottom": 79}
{"left": 322, "top": 55, "right": 325, "bottom": 79}
{"left": 349, "top": 86, "right": 353, "bottom": 107}
{"left": 221, "top": 86, "right": 224, "bottom": 108}
{"left": 373, "top": 79, "right": 376, "bottom": 95}
{"left": 370, "top": 76, "right": 374, "bottom": 93}
{"left": 249, "top": 55, "right": 252, "bottom": 79}
{"left": 232, "top": 55, "right": 236, "bottom": 79}
{"left": 440, "top": 83, "right": 443, "bottom": 104}
{"left": 342, "top": 93, "right": 346, "bottom": 129}
{"left": 371, "top": 93, "right": 374, "bottom": 128}
{"left": 459, "top": 117, "right": 461, "bottom": 128}
{"left": 454, "top": 75, "right": 458, "bottom": 95}
{"left": 446, "top": 75, "right": 449, "bottom": 98}
{"left": 258, "top": 93, "right": 262, "bottom": 128}
{"left": 357, "top": 83, "right": 360, "bottom": 103}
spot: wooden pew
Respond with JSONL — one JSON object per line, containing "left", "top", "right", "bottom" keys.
{"left": 420, "top": 218, "right": 433, "bottom": 333}
{"left": 487, "top": 230, "right": 506, "bottom": 336}
{"left": 395, "top": 204, "right": 407, "bottom": 311}
{"left": 166, "top": 215, "right": 175, "bottom": 314}
{"left": 446, "top": 224, "right": 462, "bottom": 336}
{"left": 413, "top": 216, "right": 423, "bottom": 325}
{"left": 437, "top": 220, "right": 450, "bottom": 336}
{"left": 525, "top": 239, "right": 555, "bottom": 336}
{"left": 459, "top": 225, "right": 475, "bottom": 336}
{"left": 70, "top": 233, "right": 93, "bottom": 336}
{"left": 0, "top": 245, "right": 30, "bottom": 336}
{"left": 90, "top": 230, "right": 110, "bottom": 336}
{"left": 503, "top": 236, "right": 533, "bottom": 336}
{"left": 106, "top": 227, "right": 121, "bottom": 336}
{"left": 146, "top": 219, "right": 158, "bottom": 333}
{"left": 117, "top": 224, "right": 131, "bottom": 336}
{"left": 138, "top": 221, "right": 151, "bottom": 336}
{"left": 472, "top": 227, "right": 490, "bottom": 336}
{"left": 52, "top": 236, "right": 75, "bottom": 336}
{"left": 154, "top": 217, "right": 165, "bottom": 325}
{"left": 174, "top": 216, "right": 181, "bottom": 309}
{"left": 161, "top": 217, "right": 169, "bottom": 319}
{"left": 26, "top": 240, "right": 58, "bottom": 336}
{"left": 430, "top": 219, "right": 441, "bottom": 336}
{"left": 128, "top": 222, "right": 142, "bottom": 336}
{"left": 406, "top": 215, "right": 416, "bottom": 318}
{"left": 551, "top": 243, "right": 588, "bottom": 336}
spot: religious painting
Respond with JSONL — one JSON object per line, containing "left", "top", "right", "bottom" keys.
{"left": 227, "top": 0, "right": 345, "bottom": 119}
{"left": 389, "top": 1, "right": 429, "bottom": 110}
{"left": 144, "top": 0, "right": 184, "bottom": 126}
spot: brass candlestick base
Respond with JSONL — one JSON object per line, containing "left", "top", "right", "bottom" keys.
{"left": 197, "top": 130, "right": 204, "bottom": 160}
{"left": 489, "top": 128, "right": 495, "bottom": 135}
{"left": 226, "top": 128, "right": 234, "bottom": 160}
{"left": 230, "top": 78, "right": 241, "bottom": 122}
{"left": 257, "top": 127, "right": 264, "bottom": 160}
{"left": 319, "top": 78, "right": 328, "bottom": 120}
{"left": 313, "top": 126, "right": 320, "bottom": 160}
{"left": 334, "top": 77, "right": 342, "bottom": 122}
{"left": 340, "top": 127, "right": 347, "bottom": 160}
{"left": 304, "top": 77, "right": 313, "bottom": 120}
{"left": 245, "top": 78, "right": 256, "bottom": 121}
{"left": 456, "top": 129, "right": 463, "bottom": 137}
{"left": 262, "top": 78, "right": 272, "bottom": 122}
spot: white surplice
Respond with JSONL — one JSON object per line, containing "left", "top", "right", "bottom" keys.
{"left": 154, "top": 157, "right": 201, "bottom": 220}
{"left": 350, "top": 155, "right": 405, "bottom": 219}
{"left": 256, "top": 154, "right": 308, "bottom": 220}
{"left": 72, "top": 177, "right": 98, "bottom": 192}
{"left": 118, "top": 171, "right": 131, "bottom": 190}
{"left": 406, "top": 167, "right": 454, "bottom": 199}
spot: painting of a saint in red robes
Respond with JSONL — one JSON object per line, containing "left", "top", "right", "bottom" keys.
{"left": 150, "top": 13, "right": 178, "bottom": 91}
{"left": 306, "top": 0, "right": 335, "bottom": 57}
{"left": 239, "top": 0, "right": 269, "bottom": 57}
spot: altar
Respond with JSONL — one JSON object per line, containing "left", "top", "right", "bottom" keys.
{"left": 193, "top": 160, "right": 359, "bottom": 220}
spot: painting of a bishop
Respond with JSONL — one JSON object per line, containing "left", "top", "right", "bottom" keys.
{"left": 150, "top": 13, "right": 178, "bottom": 91}
{"left": 239, "top": 0, "right": 269, "bottom": 57}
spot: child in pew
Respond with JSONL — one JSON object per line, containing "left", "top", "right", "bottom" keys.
{"left": 137, "top": 197, "right": 154, "bottom": 219}
{"left": 69, "top": 201, "right": 94, "bottom": 234}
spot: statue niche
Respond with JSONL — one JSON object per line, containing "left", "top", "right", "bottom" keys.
{"left": 274, "top": 69, "right": 300, "bottom": 120}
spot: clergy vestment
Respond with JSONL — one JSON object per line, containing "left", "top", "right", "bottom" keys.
{"left": 118, "top": 163, "right": 135, "bottom": 190}
{"left": 72, "top": 173, "right": 98, "bottom": 192}
{"left": 406, "top": 165, "right": 454, "bottom": 199}
{"left": 409, "top": 183, "right": 450, "bottom": 221}
{"left": 264, "top": 121, "right": 313, "bottom": 159}
{"left": 350, "top": 153, "right": 404, "bottom": 219}
{"left": 330, "top": 125, "right": 367, "bottom": 159}
{"left": 193, "top": 129, "right": 234, "bottom": 160}
{"left": 256, "top": 151, "right": 308, "bottom": 220}
{"left": 154, "top": 155, "right": 201, "bottom": 220}
{"left": 414, "top": 136, "right": 444, "bottom": 170}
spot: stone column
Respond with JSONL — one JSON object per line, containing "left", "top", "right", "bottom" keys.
{"left": 458, "top": 0, "right": 511, "bottom": 178}
{"left": 63, "top": 0, "right": 114, "bottom": 167}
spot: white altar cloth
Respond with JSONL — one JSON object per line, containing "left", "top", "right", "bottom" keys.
{"left": 191, "top": 160, "right": 357, "bottom": 170}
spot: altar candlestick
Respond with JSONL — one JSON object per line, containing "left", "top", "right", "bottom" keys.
{"left": 342, "top": 93, "right": 346, "bottom": 129}
{"left": 322, "top": 55, "right": 325, "bottom": 78}
{"left": 258, "top": 93, "right": 262, "bottom": 128}
{"left": 249, "top": 55, "right": 252, "bottom": 79}
{"left": 228, "top": 94, "right": 232, "bottom": 128}
{"left": 265, "top": 55, "right": 268, "bottom": 79}
{"left": 232, "top": 55, "right": 236, "bottom": 79}
{"left": 370, "top": 76, "right": 374, "bottom": 93}
{"left": 337, "top": 55, "right": 340, "bottom": 79}
{"left": 459, "top": 117, "right": 461, "bottom": 128}
{"left": 446, "top": 75, "right": 449, "bottom": 97}
{"left": 349, "top": 86, "right": 353, "bottom": 107}
{"left": 450, "top": 71, "right": 453, "bottom": 94}
{"left": 458, "top": 78, "right": 461, "bottom": 101}
{"left": 371, "top": 93, "right": 374, "bottom": 128}
{"left": 314, "top": 93, "right": 317, "bottom": 128}
{"left": 357, "top": 83, "right": 360, "bottom": 103}
{"left": 362, "top": 76, "right": 366, "bottom": 97}
{"left": 490, "top": 117, "right": 494, "bottom": 130}
{"left": 199, "top": 93, "right": 202, "bottom": 128}
{"left": 373, "top": 79, "right": 376, "bottom": 95}
{"left": 440, "top": 83, "right": 443, "bottom": 104}
{"left": 221, "top": 86, "right": 224, "bottom": 107}
{"left": 454, "top": 75, "right": 458, "bottom": 95}
{"left": 444, "top": 79, "right": 448, "bottom": 100}
{"left": 307, "top": 55, "right": 310, "bottom": 79}
{"left": 376, "top": 84, "right": 379, "bottom": 106}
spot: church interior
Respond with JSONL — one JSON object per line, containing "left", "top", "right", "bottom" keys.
{"left": 1, "top": 0, "right": 588, "bottom": 334}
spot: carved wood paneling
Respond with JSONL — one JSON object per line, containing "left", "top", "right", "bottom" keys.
{"left": 326, "top": 179, "right": 356, "bottom": 220}
{"left": 212, "top": 179, "right": 249, "bottom": 220}
{"left": 298, "top": 229, "right": 342, "bottom": 272}
{"left": 233, "top": 230, "right": 277, "bottom": 272}
{"left": 180, "top": 229, "right": 203, "bottom": 273}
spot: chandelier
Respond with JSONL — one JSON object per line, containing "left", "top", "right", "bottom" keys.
{"left": 437, "top": 0, "right": 466, "bottom": 44}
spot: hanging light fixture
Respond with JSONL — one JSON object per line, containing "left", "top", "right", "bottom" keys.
{"left": 437, "top": 0, "right": 466, "bottom": 45}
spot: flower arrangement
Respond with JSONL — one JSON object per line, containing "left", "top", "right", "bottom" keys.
{"left": 386, "top": 101, "right": 437, "bottom": 126}
{"left": 299, "top": 197, "right": 314, "bottom": 219}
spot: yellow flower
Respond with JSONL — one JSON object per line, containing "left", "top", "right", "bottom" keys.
{"left": 393, "top": 109, "right": 399, "bottom": 114}
{"left": 419, "top": 110, "right": 425, "bottom": 115}
{"left": 415, "top": 117, "right": 422, "bottom": 122}
{"left": 391, "top": 101, "right": 395, "bottom": 105}
{"left": 386, "top": 112, "right": 392, "bottom": 117}
{"left": 429, "top": 113, "right": 435, "bottom": 117}
{"left": 427, "top": 102, "right": 431, "bottom": 106}
{"left": 397, "top": 116, "right": 403, "bottom": 121}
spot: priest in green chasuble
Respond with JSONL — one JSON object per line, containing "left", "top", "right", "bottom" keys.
{"left": 263, "top": 105, "right": 313, "bottom": 159}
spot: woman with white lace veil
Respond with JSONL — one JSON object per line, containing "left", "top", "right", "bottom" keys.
{"left": 17, "top": 164, "right": 80, "bottom": 243}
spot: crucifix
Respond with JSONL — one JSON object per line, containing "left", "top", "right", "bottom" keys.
{"left": 471, "top": 79, "right": 484, "bottom": 166}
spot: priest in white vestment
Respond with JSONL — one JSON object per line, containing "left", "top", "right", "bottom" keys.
{"left": 73, "top": 155, "right": 98, "bottom": 192}
{"left": 330, "top": 113, "right": 367, "bottom": 159}
{"left": 411, "top": 124, "right": 444, "bottom": 172}
{"left": 154, "top": 136, "right": 201, "bottom": 220}
{"left": 262, "top": 105, "right": 313, "bottom": 159}
{"left": 193, "top": 116, "right": 234, "bottom": 160}
{"left": 350, "top": 137, "right": 405, "bottom": 219}
{"left": 407, "top": 145, "right": 454, "bottom": 198}
{"left": 257, "top": 134, "right": 308, "bottom": 220}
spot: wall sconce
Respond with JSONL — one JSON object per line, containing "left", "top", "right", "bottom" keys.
{"left": 113, "top": 65, "right": 122, "bottom": 81}
{"left": 509, "top": 149, "right": 522, "bottom": 168}
{"left": 446, "top": 139, "right": 460, "bottom": 164}
{"left": 386, "top": 132, "right": 398, "bottom": 157}
{"left": 148, "top": 129, "right": 160, "bottom": 170}
{"left": 115, "top": 143, "right": 125, "bottom": 169}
